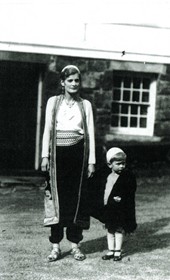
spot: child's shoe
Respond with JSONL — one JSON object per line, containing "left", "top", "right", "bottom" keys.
{"left": 113, "top": 250, "right": 122, "bottom": 261}
{"left": 102, "top": 250, "right": 114, "bottom": 260}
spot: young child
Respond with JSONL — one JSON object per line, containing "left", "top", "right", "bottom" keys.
{"left": 101, "top": 147, "right": 137, "bottom": 261}
{"left": 89, "top": 147, "right": 137, "bottom": 261}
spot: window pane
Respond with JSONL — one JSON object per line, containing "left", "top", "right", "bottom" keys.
{"left": 124, "top": 77, "right": 131, "bottom": 88}
{"left": 140, "top": 118, "right": 147, "bottom": 128}
{"left": 130, "top": 117, "right": 137, "bottom": 127}
{"left": 111, "top": 115, "right": 119, "bottom": 127}
{"left": 112, "top": 103, "right": 119, "bottom": 113}
{"left": 133, "top": 77, "right": 141, "bottom": 88}
{"left": 131, "top": 105, "right": 138, "bottom": 115}
{"left": 113, "top": 89, "right": 121, "bottom": 101}
{"left": 111, "top": 72, "right": 153, "bottom": 133}
{"left": 121, "top": 117, "right": 128, "bottom": 127}
{"left": 143, "top": 78, "right": 150, "bottom": 89}
{"left": 123, "top": 90, "right": 130, "bottom": 101}
{"left": 140, "top": 105, "right": 148, "bottom": 115}
{"left": 132, "top": 91, "right": 140, "bottom": 102}
{"left": 121, "top": 104, "right": 128, "bottom": 114}
{"left": 142, "top": 92, "right": 149, "bottom": 102}
{"left": 114, "top": 76, "right": 122, "bottom": 87}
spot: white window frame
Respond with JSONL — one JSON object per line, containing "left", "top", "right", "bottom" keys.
{"left": 110, "top": 72, "right": 157, "bottom": 136}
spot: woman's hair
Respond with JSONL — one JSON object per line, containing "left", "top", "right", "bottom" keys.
{"left": 60, "top": 65, "right": 81, "bottom": 81}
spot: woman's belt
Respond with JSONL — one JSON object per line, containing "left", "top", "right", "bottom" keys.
{"left": 56, "top": 130, "right": 84, "bottom": 146}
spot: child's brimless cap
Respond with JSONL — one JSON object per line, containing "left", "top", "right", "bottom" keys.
{"left": 106, "top": 147, "right": 126, "bottom": 164}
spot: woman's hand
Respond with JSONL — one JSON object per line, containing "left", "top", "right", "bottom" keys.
{"left": 41, "top": 157, "right": 49, "bottom": 172}
{"left": 87, "top": 164, "right": 95, "bottom": 178}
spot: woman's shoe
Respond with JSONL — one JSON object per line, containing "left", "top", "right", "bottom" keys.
{"left": 102, "top": 251, "right": 114, "bottom": 260}
{"left": 71, "top": 247, "right": 86, "bottom": 261}
{"left": 113, "top": 250, "right": 122, "bottom": 261}
{"left": 48, "top": 248, "right": 61, "bottom": 262}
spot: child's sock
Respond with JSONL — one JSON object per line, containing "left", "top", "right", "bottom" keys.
{"left": 106, "top": 250, "right": 114, "bottom": 256}
{"left": 107, "top": 232, "right": 115, "bottom": 251}
{"left": 114, "top": 232, "right": 123, "bottom": 256}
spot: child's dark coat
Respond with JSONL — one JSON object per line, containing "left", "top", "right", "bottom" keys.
{"left": 88, "top": 165, "right": 137, "bottom": 233}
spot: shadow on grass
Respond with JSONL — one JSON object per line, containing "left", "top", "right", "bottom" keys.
{"left": 125, "top": 217, "right": 170, "bottom": 256}
{"left": 81, "top": 217, "right": 170, "bottom": 256}
{"left": 82, "top": 236, "right": 107, "bottom": 254}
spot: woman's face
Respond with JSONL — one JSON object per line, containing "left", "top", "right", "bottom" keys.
{"left": 61, "top": 73, "right": 80, "bottom": 95}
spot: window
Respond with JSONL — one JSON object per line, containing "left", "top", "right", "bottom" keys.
{"left": 110, "top": 72, "right": 156, "bottom": 136}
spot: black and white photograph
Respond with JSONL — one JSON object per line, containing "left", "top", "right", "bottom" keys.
{"left": 0, "top": 0, "right": 170, "bottom": 279}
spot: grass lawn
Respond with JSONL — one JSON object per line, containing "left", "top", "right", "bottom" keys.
{"left": 0, "top": 164, "right": 170, "bottom": 280}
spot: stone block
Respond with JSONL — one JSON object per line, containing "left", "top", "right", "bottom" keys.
{"left": 81, "top": 72, "right": 101, "bottom": 88}
{"left": 154, "top": 121, "right": 170, "bottom": 136}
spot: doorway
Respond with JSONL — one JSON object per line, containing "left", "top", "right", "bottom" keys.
{"left": 0, "top": 61, "right": 40, "bottom": 170}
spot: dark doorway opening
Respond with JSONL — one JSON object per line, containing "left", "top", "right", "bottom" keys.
{"left": 0, "top": 61, "right": 40, "bottom": 170}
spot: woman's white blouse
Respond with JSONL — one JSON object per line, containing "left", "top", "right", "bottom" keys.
{"left": 42, "top": 96, "right": 96, "bottom": 164}
{"left": 56, "top": 100, "right": 84, "bottom": 132}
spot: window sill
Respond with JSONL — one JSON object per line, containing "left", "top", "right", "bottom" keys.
{"left": 104, "top": 134, "right": 163, "bottom": 145}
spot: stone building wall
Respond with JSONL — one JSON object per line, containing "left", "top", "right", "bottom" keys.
{"left": 44, "top": 57, "right": 170, "bottom": 141}
{"left": 43, "top": 57, "right": 112, "bottom": 140}
{"left": 155, "top": 65, "right": 170, "bottom": 137}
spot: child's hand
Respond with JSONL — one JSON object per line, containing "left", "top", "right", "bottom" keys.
{"left": 113, "top": 196, "right": 121, "bottom": 202}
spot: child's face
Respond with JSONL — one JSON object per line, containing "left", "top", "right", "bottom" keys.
{"left": 110, "top": 159, "right": 126, "bottom": 174}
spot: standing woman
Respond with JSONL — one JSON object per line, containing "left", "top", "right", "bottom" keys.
{"left": 41, "top": 65, "right": 95, "bottom": 261}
